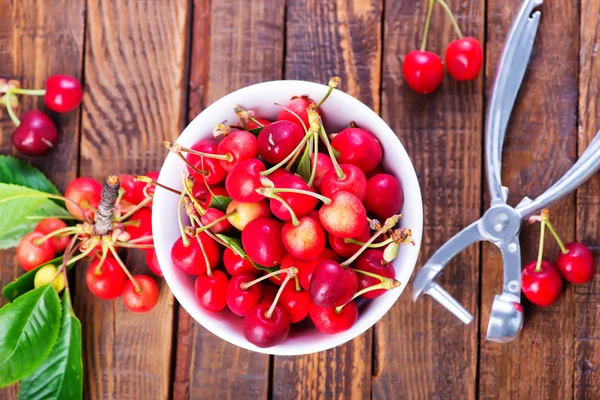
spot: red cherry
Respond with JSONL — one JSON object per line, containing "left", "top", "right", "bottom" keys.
{"left": 281, "top": 249, "right": 341, "bottom": 290}
{"left": 329, "top": 223, "right": 370, "bottom": 258}
{"left": 17, "top": 231, "right": 55, "bottom": 271}
{"left": 218, "top": 130, "right": 258, "bottom": 171}
{"left": 85, "top": 257, "right": 128, "bottom": 299}
{"left": 119, "top": 174, "right": 147, "bottom": 205}
{"left": 202, "top": 187, "right": 229, "bottom": 209}
{"left": 279, "top": 284, "right": 311, "bottom": 323}
{"left": 125, "top": 208, "right": 153, "bottom": 244}
{"left": 11, "top": 110, "right": 58, "bottom": 156}
{"left": 145, "top": 249, "right": 163, "bottom": 277}
{"left": 331, "top": 127, "right": 382, "bottom": 173}
{"left": 195, "top": 270, "right": 228, "bottom": 312}
{"left": 246, "top": 118, "right": 271, "bottom": 130}
{"left": 64, "top": 177, "right": 102, "bottom": 220}
{"left": 353, "top": 249, "right": 395, "bottom": 299}
{"left": 44, "top": 74, "right": 83, "bottom": 112}
{"left": 257, "top": 120, "right": 305, "bottom": 164}
{"left": 226, "top": 274, "right": 264, "bottom": 316}
{"left": 311, "top": 153, "right": 333, "bottom": 192}
{"left": 122, "top": 275, "right": 159, "bottom": 312}
{"left": 445, "top": 37, "right": 483, "bottom": 81}
{"left": 34, "top": 217, "right": 70, "bottom": 253}
{"left": 260, "top": 283, "right": 278, "bottom": 305}
{"left": 225, "top": 159, "right": 266, "bottom": 202}
{"left": 282, "top": 216, "right": 326, "bottom": 262}
{"left": 556, "top": 243, "right": 595, "bottom": 284}
{"left": 310, "top": 301, "right": 358, "bottom": 334}
{"left": 200, "top": 207, "right": 232, "bottom": 234}
{"left": 186, "top": 139, "right": 228, "bottom": 185}
{"left": 223, "top": 247, "right": 259, "bottom": 276}
{"left": 402, "top": 50, "right": 444, "bottom": 94}
{"left": 521, "top": 260, "right": 563, "bottom": 307}
{"left": 309, "top": 260, "right": 358, "bottom": 308}
{"left": 366, "top": 164, "right": 385, "bottom": 179}
{"left": 270, "top": 175, "right": 318, "bottom": 221}
{"left": 319, "top": 191, "right": 368, "bottom": 238}
{"left": 171, "top": 233, "right": 220, "bottom": 275}
{"left": 276, "top": 96, "right": 316, "bottom": 128}
{"left": 241, "top": 218, "right": 285, "bottom": 267}
{"left": 243, "top": 303, "right": 290, "bottom": 348}
{"left": 364, "top": 174, "right": 404, "bottom": 221}
{"left": 268, "top": 168, "right": 293, "bottom": 185}
{"left": 320, "top": 164, "right": 367, "bottom": 201}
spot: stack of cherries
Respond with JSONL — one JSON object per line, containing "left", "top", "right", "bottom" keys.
{"left": 521, "top": 209, "right": 595, "bottom": 307}
{"left": 402, "top": 0, "right": 483, "bottom": 94}
{"left": 1, "top": 75, "right": 83, "bottom": 155}
{"left": 165, "top": 78, "right": 414, "bottom": 348}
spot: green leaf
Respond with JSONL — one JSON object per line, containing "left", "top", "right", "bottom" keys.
{"left": 216, "top": 234, "right": 276, "bottom": 273}
{"left": 248, "top": 127, "right": 264, "bottom": 136}
{"left": 0, "top": 183, "right": 71, "bottom": 249}
{"left": 2, "top": 256, "right": 65, "bottom": 302}
{"left": 208, "top": 195, "right": 233, "bottom": 213}
{"left": 296, "top": 137, "right": 312, "bottom": 182}
{"left": 0, "top": 285, "right": 62, "bottom": 388}
{"left": 18, "top": 289, "right": 83, "bottom": 400}
{"left": 0, "top": 156, "right": 60, "bottom": 195}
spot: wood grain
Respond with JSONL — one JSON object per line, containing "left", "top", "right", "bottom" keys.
{"left": 373, "top": 0, "right": 484, "bottom": 399}
{"left": 0, "top": 0, "right": 84, "bottom": 398}
{"left": 74, "top": 0, "right": 190, "bottom": 398}
{"left": 574, "top": 1, "right": 600, "bottom": 398}
{"left": 478, "top": 0, "right": 579, "bottom": 398}
{"left": 272, "top": 1, "right": 381, "bottom": 399}
{"left": 172, "top": 0, "right": 285, "bottom": 399}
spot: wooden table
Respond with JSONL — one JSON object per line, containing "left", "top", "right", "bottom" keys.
{"left": 1, "top": 0, "right": 597, "bottom": 398}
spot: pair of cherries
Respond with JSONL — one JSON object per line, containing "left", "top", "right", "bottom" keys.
{"left": 402, "top": 0, "right": 483, "bottom": 94}
{"left": 521, "top": 209, "right": 595, "bottom": 307}
{"left": 1, "top": 75, "right": 83, "bottom": 156}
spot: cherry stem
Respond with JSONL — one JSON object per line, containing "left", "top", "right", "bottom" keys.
{"left": 189, "top": 215, "right": 230, "bottom": 248}
{"left": 307, "top": 131, "right": 319, "bottom": 187}
{"left": 195, "top": 210, "right": 238, "bottom": 233}
{"left": 353, "top": 268, "right": 387, "bottom": 282}
{"left": 109, "top": 246, "right": 141, "bottom": 292}
{"left": 541, "top": 209, "right": 568, "bottom": 255}
{"left": 33, "top": 226, "right": 78, "bottom": 247}
{"left": 115, "top": 242, "right": 154, "bottom": 249}
{"left": 266, "top": 268, "right": 297, "bottom": 319}
{"left": 248, "top": 116, "right": 265, "bottom": 127}
{"left": 175, "top": 143, "right": 233, "bottom": 162}
{"left": 177, "top": 190, "right": 190, "bottom": 247}
{"left": 95, "top": 245, "right": 110, "bottom": 274}
{"left": 535, "top": 220, "right": 546, "bottom": 273}
{"left": 181, "top": 174, "right": 206, "bottom": 216}
{"left": 5, "top": 90, "right": 20, "bottom": 126}
{"left": 240, "top": 267, "right": 296, "bottom": 290}
{"left": 271, "top": 187, "right": 332, "bottom": 205}
{"left": 341, "top": 214, "right": 401, "bottom": 267}
{"left": 119, "top": 196, "right": 152, "bottom": 221}
{"left": 127, "top": 235, "right": 154, "bottom": 244}
{"left": 335, "top": 278, "right": 400, "bottom": 313}
{"left": 319, "top": 125, "right": 346, "bottom": 180}
{"left": 134, "top": 175, "right": 182, "bottom": 196}
{"left": 176, "top": 153, "right": 208, "bottom": 177}
{"left": 10, "top": 87, "right": 46, "bottom": 96}
{"left": 344, "top": 237, "right": 393, "bottom": 249}
{"left": 436, "top": 0, "right": 463, "bottom": 39}
{"left": 196, "top": 233, "right": 212, "bottom": 276}
{"left": 64, "top": 242, "right": 96, "bottom": 266}
{"left": 262, "top": 130, "right": 314, "bottom": 176}
{"left": 314, "top": 77, "right": 340, "bottom": 109}
{"left": 294, "top": 274, "right": 301, "bottom": 292}
{"left": 421, "top": 0, "right": 436, "bottom": 51}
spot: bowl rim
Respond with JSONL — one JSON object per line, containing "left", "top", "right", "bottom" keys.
{"left": 153, "top": 79, "right": 423, "bottom": 355}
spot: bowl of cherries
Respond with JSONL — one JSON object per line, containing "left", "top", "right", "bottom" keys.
{"left": 152, "top": 79, "right": 423, "bottom": 355}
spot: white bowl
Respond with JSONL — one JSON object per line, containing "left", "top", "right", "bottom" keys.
{"left": 153, "top": 80, "right": 423, "bottom": 355}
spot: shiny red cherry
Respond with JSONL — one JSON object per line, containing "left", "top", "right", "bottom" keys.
{"left": 270, "top": 175, "right": 318, "bottom": 221}
{"left": 521, "top": 260, "right": 563, "bottom": 307}
{"left": 329, "top": 223, "right": 370, "bottom": 258}
{"left": 331, "top": 127, "right": 382, "bottom": 173}
{"left": 125, "top": 208, "right": 153, "bottom": 244}
{"left": 200, "top": 207, "right": 232, "bottom": 234}
{"left": 402, "top": 50, "right": 444, "bottom": 94}
{"left": 195, "top": 270, "right": 228, "bottom": 312}
{"left": 364, "top": 173, "right": 404, "bottom": 221}
{"left": 241, "top": 218, "right": 285, "bottom": 267}
{"left": 119, "top": 174, "right": 147, "bottom": 205}
{"left": 64, "top": 177, "right": 102, "bottom": 220}
{"left": 170, "top": 233, "right": 220, "bottom": 275}
{"left": 310, "top": 301, "right": 358, "bottom": 334}
{"left": 319, "top": 191, "right": 368, "bottom": 238}
{"left": 11, "top": 110, "right": 58, "bottom": 156}
{"left": 281, "top": 249, "right": 341, "bottom": 291}
{"left": 257, "top": 120, "right": 305, "bottom": 164}
{"left": 320, "top": 164, "right": 367, "bottom": 201}
{"left": 276, "top": 96, "right": 316, "bottom": 128}
{"left": 85, "top": 257, "right": 128, "bottom": 299}
{"left": 34, "top": 217, "right": 70, "bottom": 253}
{"left": 353, "top": 249, "right": 396, "bottom": 299}
{"left": 243, "top": 303, "right": 290, "bottom": 348}
{"left": 223, "top": 247, "right": 259, "bottom": 276}
{"left": 17, "top": 231, "right": 55, "bottom": 271}
{"left": 226, "top": 274, "right": 264, "bottom": 317}
{"left": 218, "top": 130, "right": 258, "bottom": 171}
{"left": 445, "top": 37, "right": 483, "bottom": 81}
{"left": 309, "top": 260, "right": 358, "bottom": 308}
{"left": 225, "top": 159, "right": 266, "bottom": 202}
{"left": 556, "top": 243, "right": 595, "bottom": 284}
{"left": 122, "top": 275, "right": 159, "bottom": 312}
{"left": 279, "top": 284, "right": 311, "bottom": 323}
{"left": 186, "top": 139, "right": 228, "bottom": 185}
{"left": 44, "top": 74, "right": 83, "bottom": 112}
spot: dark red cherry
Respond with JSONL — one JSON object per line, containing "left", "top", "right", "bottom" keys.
{"left": 309, "top": 260, "right": 358, "bottom": 308}
{"left": 241, "top": 218, "right": 285, "bottom": 267}
{"left": 364, "top": 173, "right": 404, "bottom": 221}
{"left": 353, "top": 249, "right": 396, "bottom": 299}
{"left": 243, "top": 303, "right": 290, "bottom": 348}
{"left": 331, "top": 127, "right": 382, "bottom": 173}
{"left": 329, "top": 223, "right": 370, "bottom": 258}
{"left": 226, "top": 274, "right": 264, "bottom": 317}
{"left": 257, "top": 120, "right": 305, "bottom": 164}
{"left": 11, "top": 110, "right": 58, "bottom": 156}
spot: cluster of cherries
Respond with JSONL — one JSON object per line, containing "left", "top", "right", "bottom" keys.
{"left": 521, "top": 209, "right": 595, "bottom": 307}
{"left": 402, "top": 0, "right": 483, "bottom": 94}
{"left": 17, "top": 171, "right": 164, "bottom": 313}
{"left": 165, "top": 78, "right": 414, "bottom": 348}
{"left": 1, "top": 75, "right": 83, "bottom": 156}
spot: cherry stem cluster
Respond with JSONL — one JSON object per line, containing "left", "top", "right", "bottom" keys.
{"left": 341, "top": 214, "right": 402, "bottom": 267}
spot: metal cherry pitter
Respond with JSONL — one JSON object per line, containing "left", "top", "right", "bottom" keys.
{"left": 412, "top": 0, "right": 600, "bottom": 343}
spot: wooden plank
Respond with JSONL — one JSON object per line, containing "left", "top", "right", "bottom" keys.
{"left": 373, "top": 0, "right": 484, "bottom": 398}
{"left": 271, "top": 1, "right": 381, "bottom": 399}
{"left": 0, "top": 0, "right": 84, "bottom": 397}
{"left": 478, "top": 0, "right": 579, "bottom": 398}
{"left": 172, "top": 0, "right": 285, "bottom": 398}
{"left": 574, "top": 1, "right": 600, "bottom": 398}
{"left": 73, "top": 0, "right": 190, "bottom": 398}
